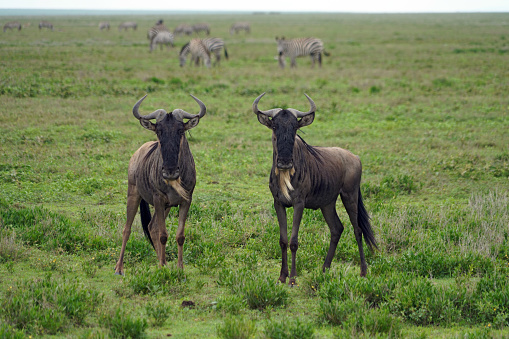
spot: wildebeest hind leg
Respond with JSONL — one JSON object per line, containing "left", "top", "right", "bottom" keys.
{"left": 320, "top": 202, "right": 344, "bottom": 271}
{"left": 341, "top": 191, "right": 367, "bottom": 277}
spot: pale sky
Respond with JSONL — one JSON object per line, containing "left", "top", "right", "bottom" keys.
{"left": 1, "top": 0, "right": 508, "bottom": 13}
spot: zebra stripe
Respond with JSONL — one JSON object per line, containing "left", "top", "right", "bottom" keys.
{"left": 98, "top": 22, "right": 110, "bottom": 31}
{"left": 192, "top": 23, "right": 210, "bottom": 35}
{"left": 118, "top": 22, "right": 137, "bottom": 31}
{"left": 275, "top": 37, "right": 329, "bottom": 69}
{"left": 230, "top": 22, "right": 250, "bottom": 35}
{"left": 150, "top": 31, "right": 175, "bottom": 52}
{"left": 179, "top": 39, "right": 211, "bottom": 68}
{"left": 202, "top": 38, "right": 228, "bottom": 66}
{"left": 3, "top": 21, "right": 21, "bottom": 32}
{"left": 147, "top": 23, "right": 169, "bottom": 42}
{"left": 39, "top": 21, "right": 54, "bottom": 31}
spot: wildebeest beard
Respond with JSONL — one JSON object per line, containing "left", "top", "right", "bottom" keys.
{"left": 275, "top": 167, "right": 295, "bottom": 201}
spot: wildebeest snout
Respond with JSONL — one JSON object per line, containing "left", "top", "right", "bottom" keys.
{"left": 162, "top": 166, "right": 179, "bottom": 180}
{"left": 277, "top": 159, "right": 293, "bottom": 170}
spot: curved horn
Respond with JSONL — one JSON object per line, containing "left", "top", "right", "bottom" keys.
{"left": 172, "top": 94, "right": 207, "bottom": 121}
{"left": 287, "top": 93, "right": 316, "bottom": 118}
{"left": 252, "top": 92, "right": 282, "bottom": 117}
{"left": 132, "top": 94, "right": 167, "bottom": 121}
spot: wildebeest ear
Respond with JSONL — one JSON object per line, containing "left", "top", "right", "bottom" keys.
{"left": 298, "top": 113, "right": 315, "bottom": 128}
{"left": 139, "top": 119, "right": 156, "bottom": 131}
{"left": 257, "top": 113, "right": 272, "bottom": 129}
{"left": 184, "top": 117, "right": 200, "bottom": 130}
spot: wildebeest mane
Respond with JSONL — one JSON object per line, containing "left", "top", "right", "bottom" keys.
{"left": 144, "top": 141, "right": 159, "bottom": 162}
{"left": 296, "top": 134, "right": 323, "bottom": 164}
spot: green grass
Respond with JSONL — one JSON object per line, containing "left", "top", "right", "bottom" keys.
{"left": 0, "top": 12, "right": 508, "bottom": 338}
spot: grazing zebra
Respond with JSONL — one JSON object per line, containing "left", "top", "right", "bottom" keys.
{"left": 150, "top": 31, "right": 175, "bottom": 52}
{"left": 192, "top": 23, "right": 210, "bottom": 35}
{"left": 179, "top": 39, "right": 211, "bottom": 68}
{"left": 179, "top": 38, "right": 227, "bottom": 67}
{"left": 230, "top": 22, "right": 250, "bottom": 35}
{"left": 147, "top": 23, "right": 171, "bottom": 51}
{"left": 174, "top": 23, "right": 193, "bottom": 36}
{"left": 3, "top": 21, "right": 21, "bottom": 32}
{"left": 203, "top": 38, "right": 228, "bottom": 66}
{"left": 118, "top": 22, "right": 137, "bottom": 31}
{"left": 39, "top": 21, "right": 54, "bottom": 31}
{"left": 98, "top": 22, "right": 110, "bottom": 31}
{"left": 275, "top": 37, "right": 329, "bottom": 69}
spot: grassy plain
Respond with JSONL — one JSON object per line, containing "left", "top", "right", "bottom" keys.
{"left": 0, "top": 11, "right": 508, "bottom": 338}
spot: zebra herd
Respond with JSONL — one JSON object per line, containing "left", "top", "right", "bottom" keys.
{"left": 3, "top": 18, "right": 329, "bottom": 69}
{"left": 3, "top": 20, "right": 53, "bottom": 32}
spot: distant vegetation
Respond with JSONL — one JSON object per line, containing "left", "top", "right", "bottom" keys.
{"left": 0, "top": 12, "right": 508, "bottom": 338}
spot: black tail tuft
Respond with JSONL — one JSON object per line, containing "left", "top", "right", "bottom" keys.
{"left": 140, "top": 199, "right": 155, "bottom": 249}
{"left": 358, "top": 189, "right": 377, "bottom": 250}
{"left": 224, "top": 47, "right": 229, "bottom": 60}
{"left": 323, "top": 51, "right": 330, "bottom": 57}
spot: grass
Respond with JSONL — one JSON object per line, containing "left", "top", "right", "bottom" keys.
{"left": 0, "top": 11, "right": 508, "bottom": 338}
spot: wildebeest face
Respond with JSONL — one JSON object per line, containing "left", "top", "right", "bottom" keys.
{"left": 272, "top": 110, "right": 299, "bottom": 170}
{"left": 133, "top": 94, "right": 205, "bottom": 182}
{"left": 254, "top": 92, "right": 316, "bottom": 171}
{"left": 159, "top": 114, "right": 199, "bottom": 180}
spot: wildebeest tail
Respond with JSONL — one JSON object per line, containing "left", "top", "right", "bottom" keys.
{"left": 358, "top": 188, "right": 377, "bottom": 250}
{"left": 140, "top": 199, "right": 155, "bottom": 249}
{"left": 224, "top": 46, "right": 229, "bottom": 59}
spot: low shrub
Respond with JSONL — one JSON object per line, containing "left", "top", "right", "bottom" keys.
{"left": 1, "top": 274, "right": 103, "bottom": 335}
{"left": 124, "top": 265, "right": 187, "bottom": 295}
{"left": 145, "top": 300, "right": 172, "bottom": 327}
{"left": 101, "top": 306, "right": 148, "bottom": 339}
{"left": 216, "top": 315, "right": 256, "bottom": 339}
{"left": 263, "top": 318, "right": 315, "bottom": 339}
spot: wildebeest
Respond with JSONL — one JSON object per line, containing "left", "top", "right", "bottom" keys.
{"left": 114, "top": 94, "right": 207, "bottom": 275}
{"left": 252, "top": 93, "right": 377, "bottom": 284}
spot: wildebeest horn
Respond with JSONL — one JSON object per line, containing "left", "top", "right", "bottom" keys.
{"left": 132, "top": 94, "right": 167, "bottom": 122}
{"left": 252, "top": 92, "right": 282, "bottom": 117}
{"left": 172, "top": 94, "right": 207, "bottom": 121}
{"left": 287, "top": 94, "right": 316, "bottom": 118}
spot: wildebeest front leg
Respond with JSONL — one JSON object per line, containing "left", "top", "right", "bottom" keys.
{"left": 153, "top": 194, "right": 169, "bottom": 267}
{"left": 321, "top": 202, "right": 344, "bottom": 271}
{"left": 115, "top": 184, "right": 141, "bottom": 275}
{"left": 289, "top": 202, "right": 304, "bottom": 286}
{"left": 176, "top": 200, "right": 191, "bottom": 269}
{"left": 274, "top": 200, "right": 288, "bottom": 283}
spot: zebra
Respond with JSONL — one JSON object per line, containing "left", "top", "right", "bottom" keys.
{"left": 202, "top": 37, "right": 228, "bottom": 66}
{"left": 174, "top": 23, "right": 193, "bottom": 36}
{"left": 39, "top": 21, "right": 54, "bottom": 31}
{"left": 98, "top": 22, "right": 110, "bottom": 31}
{"left": 118, "top": 22, "right": 137, "bottom": 31}
{"left": 179, "top": 39, "right": 211, "bottom": 68}
{"left": 150, "top": 31, "right": 175, "bottom": 52}
{"left": 3, "top": 21, "right": 21, "bottom": 32}
{"left": 230, "top": 22, "right": 250, "bottom": 35}
{"left": 192, "top": 23, "right": 210, "bottom": 35}
{"left": 275, "top": 37, "right": 330, "bottom": 69}
{"left": 147, "top": 23, "right": 172, "bottom": 51}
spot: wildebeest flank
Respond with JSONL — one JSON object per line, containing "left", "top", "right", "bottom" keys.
{"left": 253, "top": 93, "right": 377, "bottom": 285}
{"left": 114, "top": 94, "right": 206, "bottom": 275}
